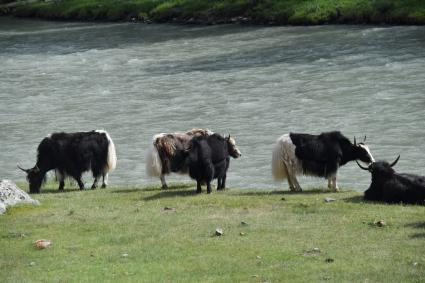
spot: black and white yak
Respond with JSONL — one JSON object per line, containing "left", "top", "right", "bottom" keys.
{"left": 357, "top": 156, "right": 425, "bottom": 205}
{"left": 272, "top": 131, "right": 374, "bottom": 191}
{"left": 18, "top": 130, "right": 117, "bottom": 193}
{"left": 145, "top": 128, "right": 213, "bottom": 189}
{"left": 186, "top": 133, "right": 241, "bottom": 194}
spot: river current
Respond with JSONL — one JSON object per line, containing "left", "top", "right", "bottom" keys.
{"left": 1, "top": 17, "right": 424, "bottom": 190}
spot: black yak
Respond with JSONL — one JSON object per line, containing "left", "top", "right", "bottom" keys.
{"left": 18, "top": 130, "right": 116, "bottom": 193}
{"left": 187, "top": 133, "right": 241, "bottom": 194}
{"left": 357, "top": 156, "right": 425, "bottom": 205}
{"left": 272, "top": 131, "right": 374, "bottom": 191}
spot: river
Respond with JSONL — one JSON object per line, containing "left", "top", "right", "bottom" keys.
{"left": 1, "top": 17, "right": 424, "bottom": 190}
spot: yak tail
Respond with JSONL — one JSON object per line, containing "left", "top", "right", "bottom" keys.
{"left": 272, "top": 138, "right": 287, "bottom": 181}
{"left": 97, "top": 130, "right": 117, "bottom": 172}
{"left": 145, "top": 142, "right": 162, "bottom": 177}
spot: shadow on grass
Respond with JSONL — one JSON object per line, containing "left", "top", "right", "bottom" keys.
{"left": 235, "top": 188, "right": 338, "bottom": 197}
{"left": 409, "top": 233, "right": 425, "bottom": 239}
{"left": 343, "top": 195, "right": 365, "bottom": 204}
{"left": 405, "top": 221, "right": 425, "bottom": 229}
{"left": 142, "top": 189, "right": 198, "bottom": 201}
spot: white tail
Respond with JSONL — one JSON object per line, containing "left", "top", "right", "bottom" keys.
{"left": 145, "top": 143, "right": 162, "bottom": 177}
{"left": 272, "top": 138, "right": 287, "bottom": 181}
{"left": 96, "top": 130, "right": 117, "bottom": 172}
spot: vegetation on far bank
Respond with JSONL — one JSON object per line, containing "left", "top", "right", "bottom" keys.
{"left": 1, "top": 183, "right": 425, "bottom": 282}
{"left": 1, "top": 0, "right": 425, "bottom": 25}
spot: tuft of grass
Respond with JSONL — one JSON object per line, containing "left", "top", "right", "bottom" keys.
{"left": 1, "top": 183, "right": 425, "bottom": 282}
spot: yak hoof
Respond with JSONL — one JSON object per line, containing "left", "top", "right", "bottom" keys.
{"left": 101, "top": 184, "right": 106, "bottom": 189}
{"left": 161, "top": 184, "right": 168, "bottom": 190}
{"left": 196, "top": 189, "right": 202, "bottom": 194}
{"left": 91, "top": 185, "right": 97, "bottom": 190}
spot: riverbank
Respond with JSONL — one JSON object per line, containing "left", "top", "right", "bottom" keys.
{"left": 1, "top": 183, "right": 425, "bottom": 282}
{"left": 1, "top": 0, "right": 425, "bottom": 25}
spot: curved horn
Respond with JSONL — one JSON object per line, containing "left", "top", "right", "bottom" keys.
{"left": 17, "top": 165, "right": 29, "bottom": 173}
{"left": 353, "top": 136, "right": 357, "bottom": 146}
{"left": 389, "top": 155, "right": 400, "bottom": 168}
{"left": 363, "top": 135, "right": 367, "bottom": 142}
{"left": 356, "top": 160, "right": 369, "bottom": 171}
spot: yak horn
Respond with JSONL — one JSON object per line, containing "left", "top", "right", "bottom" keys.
{"left": 389, "top": 155, "right": 400, "bottom": 168}
{"left": 356, "top": 160, "right": 369, "bottom": 171}
{"left": 17, "top": 165, "right": 29, "bottom": 173}
{"left": 353, "top": 136, "right": 357, "bottom": 146}
{"left": 363, "top": 135, "right": 367, "bottom": 142}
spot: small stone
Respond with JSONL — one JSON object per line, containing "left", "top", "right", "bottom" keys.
{"left": 163, "top": 207, "right": 176, "bottom": 212}
{"left": 215, "top": 228, "right": 223, "bottom": 236}
{"left": 241, "top": 221, "right": 248, "bottom": 225}
{"left": 29, "top": 262, "right": 36, "bottom": 266}
{"left": 34, "top": 239, "right": 51, "bottom": 249}
{"left": 122, "top": 253, "right": 129, "bottom": 257}
{"left": 313, "top": 247, "right": 320, "bottom": 252}
{"left": 413, "top": 262, "right": 418, "bottom": 266}
{"left": 256, "top": 255, "right": 262, "bottom": 259}
{"left": 281, "top": 197, "right": 286, "bottom": 201}
{"left": 240, "top": 232, "right": 245, "bottom": 236}
{"left": 324, "top": 197, "right": 335, "bottom": 203}
{"left": 251, "top": 275, "right": 259, "bottom": 278}
{"left": 374, "top": 220, "right": 386, "bottom": 227}
{"left": 325, "top": 258, "right": 334, "bottom": 263}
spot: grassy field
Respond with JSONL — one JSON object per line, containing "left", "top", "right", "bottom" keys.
{"left": 1, "top": 0, "right": 425, "bottom": 24}
{"left": 1, "top": 182, "right": 425, "bottom": 282}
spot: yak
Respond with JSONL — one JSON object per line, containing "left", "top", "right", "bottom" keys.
{"left": 186, "top": 133, "right": 241, "bottom": 194}
{"left": 145, "top": 128, "right": 213, "bottom": 189}
{"left": 18, "top": 130, "right": 116, "bottom": 193}
{"left": 357, "top": 156, "right": 425, "bottom": 205}
{"left": 272, "top": 131, "right": 374, "bottom": 191}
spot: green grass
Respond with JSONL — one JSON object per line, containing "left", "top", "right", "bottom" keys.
{"left": 2, "top": 0, "right": 425, "bottom": 24}
{"left": 1, "top": 182, "right": 425, "bottom": 282}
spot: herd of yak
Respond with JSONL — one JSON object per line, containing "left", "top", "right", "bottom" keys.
{"left": 17, "top": 128, "right": 425, "bottom": 205}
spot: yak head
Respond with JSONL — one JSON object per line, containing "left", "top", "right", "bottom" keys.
{"left": 356, "top": 155, "right": 400, "bottom": 178}
{"left": 18, "top": 165, "right": 44, "bottom": 194}
{"left": 353, "top": 136, "right": 375, "bottom": 165}
{"left": 226, "top": 135, "right": 241, "bottom": 159}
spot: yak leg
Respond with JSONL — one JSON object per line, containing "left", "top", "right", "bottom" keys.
{"left": 282, "top": 162, "right": 295, "bottom": 190}
{"left": 217, "top": 178, "right": 222, "bottom": 191}
{"left": 284, "top": 160, "right": 301, "bottom": 191}
{"left": 74, "top": 176, "right": 84, "bottom": 190}
{"left": 328, "top": 178, "right": 333, "bottom": 189}
{"left": 91, "top": 176, "right": 99, "bottom": 189}
{"left": 332, "top": 176, "right": 339, "bottom": 192}
{"left": 101, "top": 173, "right": 108, "bottom": 188}
{"left": 207, "top": 182, "right": 212, "bottom": 194}
{"left": 219, "top": 174, "right": 227, "bottom": 190}
{"left": 196, "top": 180, "right": 202, "bottom": 194}
{"left": 160, "top": 175, "right": 168, "bottom": 189}
{"left": 57, "top": 171, "right": 65, "bottom": 191}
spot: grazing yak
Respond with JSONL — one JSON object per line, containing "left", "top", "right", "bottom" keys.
{"left": 272, "top": 131, "right": 374, "bottom": 191}
{"left": 186, "top": 133, "right": 241, "bottom": 194}
{"left": 357, "top": 156, "right": 425, "bottom": 204}
{"left": 18, "top": 130, "right": 117, "bottom": 193}
{"left": 145, "top": 128, "right": 213, "bottom": 189}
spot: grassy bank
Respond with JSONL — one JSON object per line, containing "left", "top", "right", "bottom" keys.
{"left": 1, "top": 183, "right": 425, "bottom": 282}
{"left": 1, "top": 0, "right": 425, "bottom": 25}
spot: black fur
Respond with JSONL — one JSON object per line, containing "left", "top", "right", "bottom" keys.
{"left": 22, "top": 131, "right": 111, "bottom": 193}
{"left": 187, "top": 134, "right": 238, "bottom": 194}
{"left": 364, "top": 161, "right": 425, "bottom": 205}
{"left": 290, "top": 131, "right": 373, "bottom": 178}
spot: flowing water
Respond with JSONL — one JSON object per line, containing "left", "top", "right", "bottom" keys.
{"left": 1, "top": 17, "right": 425, "bottom": 190}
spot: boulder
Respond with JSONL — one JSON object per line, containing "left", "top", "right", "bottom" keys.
{"left": 0, "top": 180, "right": 39, "bottom": 215}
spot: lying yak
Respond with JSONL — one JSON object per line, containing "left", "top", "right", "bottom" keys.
{"left": 357, "top": 156, "right": 425, "bottom": 205}
{"left": 18, "top": 130, "right": 117, "bottom": 193}
{"left": 186, "top": 133, "right": 241, "bottom": 194}
{"left": 145, "top": 128, "right": 213, "bottom": 189}
{"left": 272, "top": 131, "right": 374, "bottom": 191}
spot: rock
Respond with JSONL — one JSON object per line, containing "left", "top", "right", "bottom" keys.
{"left": 0, "top": 180, "right": 39, "bottom": 215}
{"left": 163, "top": 207, "right": 176, "bottom": 212}
{"left": 374, "top": 220, "right": 386, "bottom": 227}
{"left": 281, "top": 197, "right": 286, "bottom": 201}
{"left": 29, "top": 262, "right": 36, "bottom": 266}
{"left": 413, "top": 262, "right": 418, "bottom": 267}
{"left": 34, "top": 239, "right": 51, "bottom": 249}
{"left": 122, "top": 253, "right": 129, "bottom": 257}
{"left": 325, "top": 258, "right": 334, "bottom": 263}
{"left": 215, "top": 228, "right": 223, "bottom": 236}
{"left": 240, "top": 232, "right": 245, "bottom": 236}
{"left": 324, "top": 197, "right": 335, "bottom": 203}
{"left": 241, "top": 221, "right": 248, "bottom": 225}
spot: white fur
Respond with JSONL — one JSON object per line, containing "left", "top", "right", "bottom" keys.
{"left": 145, "top": 138, "right": 162, "bottom": 177}
{"left": 95, "top": 130, "right": 117, "bottom": 173}
{"left": 359, "top": 144, "right": 375, "bottom": 163}
{"left": 272, "top": 134, "right": 303, "bottom": 181}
